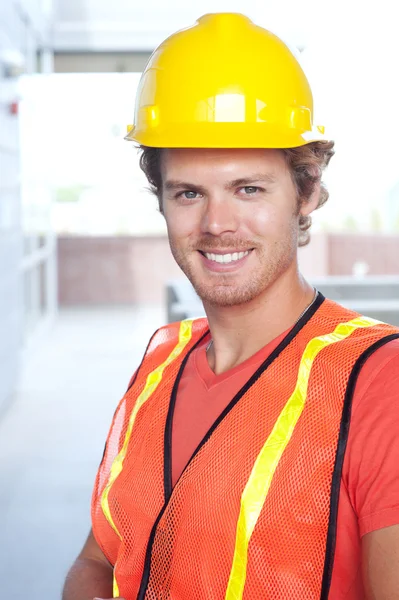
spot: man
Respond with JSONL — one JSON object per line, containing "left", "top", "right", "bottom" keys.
{"left": 63, "top": 13, "right": 399, "bottom": 600}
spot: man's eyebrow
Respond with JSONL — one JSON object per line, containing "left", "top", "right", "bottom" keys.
{"left": 164, "top": 180, "right": 207, "bottom": 194}
{"left": 163, "top": 173, "right": 277, "bottom": 193}
{"left": 226, "top": 174, "right": 277, "bottom": 188}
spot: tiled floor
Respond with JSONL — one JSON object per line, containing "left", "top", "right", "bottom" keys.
{"left": 0, "top": 305, "right": 165, "bottom": 599}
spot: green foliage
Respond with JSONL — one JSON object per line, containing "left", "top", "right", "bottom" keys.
{"left": 342, "top": 215, "right": 358, "bottom": 232}
{"left": 54, "top": 185, "right": 90, "bottom": 203}
{"left": 369, "top": 208, "right": 383, "bottom": 232}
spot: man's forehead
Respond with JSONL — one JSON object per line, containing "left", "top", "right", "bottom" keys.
{"left": 161, "top": 147, "right": 285, "bottom": 177}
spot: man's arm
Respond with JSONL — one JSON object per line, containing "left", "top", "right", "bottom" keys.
{"left": 62, "top": 529, "right": 122, "bottom": 600}
{"left": 362, "top": 524, "right": 399, "bottom": 599}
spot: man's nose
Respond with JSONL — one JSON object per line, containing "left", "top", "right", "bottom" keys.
{"left": 200, "top": 195, "right": 239, "bottom": 236}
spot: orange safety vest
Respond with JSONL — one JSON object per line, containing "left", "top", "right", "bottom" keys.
{"left": 92, "top": 295, "right": 399, "bottom": 599}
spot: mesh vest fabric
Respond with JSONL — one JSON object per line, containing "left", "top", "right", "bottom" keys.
{"left": 91, "top": 297, "right": 399, "bottom": 599}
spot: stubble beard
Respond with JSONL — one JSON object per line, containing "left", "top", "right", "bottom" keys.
{"left": 169, "top": 222, "right": 299, "bottom": 308}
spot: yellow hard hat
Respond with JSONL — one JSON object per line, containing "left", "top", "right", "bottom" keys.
{"left": 126, "top": 13, "right": 325, "bottom": 148}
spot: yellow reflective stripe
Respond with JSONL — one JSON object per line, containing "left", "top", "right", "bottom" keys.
{"left": 225, "top": 316, "right": 380, "bottom": 600}
{"left": 100, "top": 319, "right": 194, "bottom": 538}
{"left": 113, "top": 569, "right": 120, "bottom": 597}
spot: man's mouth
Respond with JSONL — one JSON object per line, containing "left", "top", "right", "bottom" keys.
{"left": 199, "top": 250, "right": 252, "bottom": 264}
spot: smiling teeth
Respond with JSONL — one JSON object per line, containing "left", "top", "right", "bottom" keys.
{"left": 204, "top": 251, "right": 249, "bottom": 263}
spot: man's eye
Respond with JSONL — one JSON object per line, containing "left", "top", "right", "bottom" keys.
{"left": 179, "top": 191, "right": 198, "bottom": 199}
{"left": 242, "top": 186, "right": 259, "bottom": 195}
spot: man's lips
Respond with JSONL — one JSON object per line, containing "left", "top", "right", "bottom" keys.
{"left": 198, "top": 248, "right": 254, "bottom": 268}
{"left": 198, "top": 249, "right": 254, "bottom": 255}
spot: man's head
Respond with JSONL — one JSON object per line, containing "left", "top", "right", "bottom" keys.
{"left": 126, "top": 12, "right": 335, "bottom": 308}
{"left": 139, "top": 143, "right": 334, "bottom": 308}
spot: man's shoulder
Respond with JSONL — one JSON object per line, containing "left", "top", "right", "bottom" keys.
{"left": 147, "top": 318, "right": 209, "bottom": 350}
{"left": 359, "top": 337, "right": 399, "bottom": 384}
{"left": 352, "top": 337, "right": 399, "bottom": 412}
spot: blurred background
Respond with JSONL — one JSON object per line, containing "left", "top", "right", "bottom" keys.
{"left": 0, "top": 0, "right": 398, "bottom": 597}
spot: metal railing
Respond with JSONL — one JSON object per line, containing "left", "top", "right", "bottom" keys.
{"left": 166, "top": 276, "right": 399, "bottom": 326}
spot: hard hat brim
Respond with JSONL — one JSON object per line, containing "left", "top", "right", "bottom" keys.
{"left": 125, "top": 122, "right": 326, "bottom": 149}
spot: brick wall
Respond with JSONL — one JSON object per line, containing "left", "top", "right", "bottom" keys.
{"left": 328, "top": 234, "right": 399, "bottom": 275}
{"left": 58, "top": 236, "right": 182, "bottom": 305}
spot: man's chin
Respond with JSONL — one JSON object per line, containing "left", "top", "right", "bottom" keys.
{"left": 193, "top": 284, "right": 257, "bottom": 308}
{"left": 182, "top": 265, "right": 259, "bottom": 307}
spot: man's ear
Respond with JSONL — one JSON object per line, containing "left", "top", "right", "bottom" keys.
{"left": 300, "top": 180, "right": 321, "bottom": 217}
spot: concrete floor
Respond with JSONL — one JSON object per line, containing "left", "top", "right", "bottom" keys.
{"left": 0, "top": 305, "right": 165, "bottom": 599}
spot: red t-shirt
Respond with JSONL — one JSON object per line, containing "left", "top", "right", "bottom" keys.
{"left": 171, "top": 332, "right": 399, "bottom": 599}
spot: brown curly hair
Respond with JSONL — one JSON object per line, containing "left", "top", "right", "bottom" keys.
{"left": 138, "top": 141, "right": 335, "bottom": 247}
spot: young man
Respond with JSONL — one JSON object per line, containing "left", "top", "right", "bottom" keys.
{"left": 63, "top": 13, "right": 399, "bottom": 600}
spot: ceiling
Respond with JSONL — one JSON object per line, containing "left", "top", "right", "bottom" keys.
{"left": 51, "top": 0, "right": 325, "bottom": 53}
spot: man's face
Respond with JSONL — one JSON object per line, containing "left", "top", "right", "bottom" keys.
{"left": 161, "top": 148, "right": 307, "bottom": 308}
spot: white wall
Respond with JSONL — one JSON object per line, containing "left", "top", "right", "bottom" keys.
{"left": 54, "top": 51, "right": 151, "bottom": 73}
{"left": 0, "top": 0, "right": 54, "bottom": 412}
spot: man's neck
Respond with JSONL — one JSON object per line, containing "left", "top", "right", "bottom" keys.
{"left": 203, "top": 273, "right": 315, "bottom": 375}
